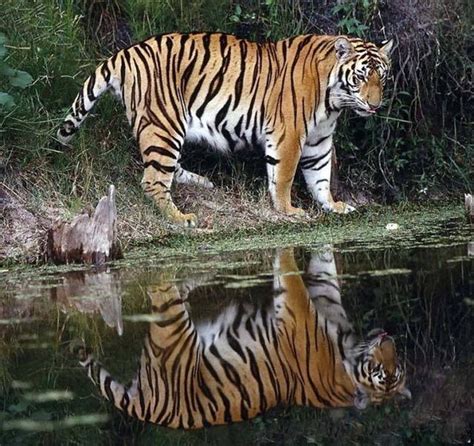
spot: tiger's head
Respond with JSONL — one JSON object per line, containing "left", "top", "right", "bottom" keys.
{"left": 330, "top": 36, "right": 394, "bottom": 117}
{"left": 350, "top": 328, "right": 411, "bottom": 409}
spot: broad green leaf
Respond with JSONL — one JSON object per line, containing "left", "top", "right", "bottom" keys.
{"left": 0, "top": 33, "right": 6, "bottom": 45}
{"left": 8, "top": 69, "right": 33, "bottom": 89}
{"left": 0, "top": 46, "right": 6, "bottom": 59}
{"left": 0, "top": 63, "right": 15, "bottom": 76}
{"left": 0, "top": 92, "right": 15, "bottom": 108}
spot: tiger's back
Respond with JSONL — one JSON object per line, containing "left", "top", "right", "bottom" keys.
{"left": 60, "top": 33, "right": 331, "bottom": 151}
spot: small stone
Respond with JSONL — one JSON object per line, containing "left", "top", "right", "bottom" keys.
{"left": 386, "top": 223, "right": 399, "bottom": 231}
{"left": 465, "top": 194, "right": 473, "bottom": 223}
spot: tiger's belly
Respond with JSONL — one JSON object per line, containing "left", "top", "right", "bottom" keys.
{"left": 185, "top": 112, "right": 265, "bottom": 154}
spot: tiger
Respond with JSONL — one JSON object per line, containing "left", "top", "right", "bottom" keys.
{"left": 77, "top": 247, "right": 410, "bottom": 429}
{"left": 57, "top": 33, "right": 393, "bottom": 227}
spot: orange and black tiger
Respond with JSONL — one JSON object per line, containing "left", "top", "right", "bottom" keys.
{"left": 77, "top": 248, "right": 410, "bottom": 429}
{"left": 58, "top": 33, "right": 393, "bottom": 226}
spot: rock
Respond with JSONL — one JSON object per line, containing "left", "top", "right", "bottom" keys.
{"left": 385, "top": 223, "right": 400, "bottom": 231}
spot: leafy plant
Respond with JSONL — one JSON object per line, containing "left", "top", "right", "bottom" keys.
{"left": 331, "top": 0, "right": 376, "bottom": 37}
{"left": 0, "top": 32, "right": 33, "bottom": 109}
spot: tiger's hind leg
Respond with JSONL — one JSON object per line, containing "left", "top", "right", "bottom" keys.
{"left": 174, "top": 163, "right": 214, "bottom": 189}
{"left": 138, "top": 125, "right": 197, "bottom": 227}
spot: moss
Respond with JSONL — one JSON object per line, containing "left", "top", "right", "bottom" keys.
{"left": 123, "top": 201, "right": 470, "bottom": 261}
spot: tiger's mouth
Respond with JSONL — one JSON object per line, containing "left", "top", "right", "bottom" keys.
{"left": 355, "top": 107, "right": 377, "bottom": 117}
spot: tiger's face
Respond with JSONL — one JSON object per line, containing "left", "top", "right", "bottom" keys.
{"left": 353, "top": 329, "right": 411, "bottom": 409}
{"left": 331, "top": 37, "right": 393, "bottom": 117}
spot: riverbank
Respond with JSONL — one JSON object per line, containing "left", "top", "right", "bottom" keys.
{"left": 1, "top": 179, "right": 470, "bottom": 267}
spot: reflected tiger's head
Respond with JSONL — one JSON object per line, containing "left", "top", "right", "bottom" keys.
{"left": 352, "top": 328, "right": 410, "bottom": 409}
{"left": 331, "top": 37, "right": 394, "bottom": 117}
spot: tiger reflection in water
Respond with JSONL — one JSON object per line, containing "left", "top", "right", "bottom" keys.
{"left": 78, "top": 248, "right": 410, "bottom": 429}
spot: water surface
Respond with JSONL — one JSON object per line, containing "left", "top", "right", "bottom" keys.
{"left": 0, "top": 215, "right": 472, "bottom": 445}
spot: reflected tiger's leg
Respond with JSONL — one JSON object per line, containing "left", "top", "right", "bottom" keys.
{"left": 305, "top": 247, "right": 350, "bottom": 329}
{"left": 273, "top": 248, "right": 311, "bottom": 319}
{"left": 301, "top": 140, "right": 355, "bottom": 214}
{"left": 306, "top": 246, "right": 340, "bottom": 304}
{"left": 146, "top": 281, "right": 196, "bottom": 350}
{"left": 138, "top": 124, "right": 197, "bottom": 227}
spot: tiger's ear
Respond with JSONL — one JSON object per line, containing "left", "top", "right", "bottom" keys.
{"left": 380, "top": 39, "right": 394, "bottom": 57}
{"left": 335, "top": 37, "right": 354, "bottom": 61}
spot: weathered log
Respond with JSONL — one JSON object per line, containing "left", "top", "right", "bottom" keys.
{"left": 45, "top": 185, "right": 122, "bottom": 265}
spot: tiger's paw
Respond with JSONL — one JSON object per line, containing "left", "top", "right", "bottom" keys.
{"left": 164, "top": 204, "right": 198, "bottom": 228}
{"left": 279, "top": 205, "right": 306, "bottom": 217}
{"left": 323, "top": 202, "right": 356, "bottom": 214}
{"left": 173, "top": 212, "right": 198, "bottom": 228}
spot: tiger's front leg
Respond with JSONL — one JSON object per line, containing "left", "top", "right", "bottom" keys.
{"left": 265, "top": 133, "right": 305, "bottom": 216}
{"left": 301, "top": 137, "right": 355, "bottom": 214}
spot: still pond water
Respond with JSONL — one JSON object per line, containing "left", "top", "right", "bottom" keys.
{"left": 0, "top": 214, "right": 472, "bottom": 445}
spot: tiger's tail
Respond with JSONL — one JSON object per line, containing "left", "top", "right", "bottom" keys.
{"left": 57, "top": 58, "right": 117, "bottom": 144}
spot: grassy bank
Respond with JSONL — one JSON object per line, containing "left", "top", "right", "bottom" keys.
{"left": 0, "top": 0, "right": 472, "bottom": 263}
{"left": 1, "top": 199, "right": 470, "bottom": 269}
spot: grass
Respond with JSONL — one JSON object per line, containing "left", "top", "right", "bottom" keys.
{"left": 121, "top": 200, "right": 471, "bottom": 262}
{"left": 1, "top": 198, "right": 470, "bottom": 272}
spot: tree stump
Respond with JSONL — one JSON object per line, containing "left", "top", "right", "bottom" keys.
{"left": 46, "top": 185, "right": 122, "bottom": 265}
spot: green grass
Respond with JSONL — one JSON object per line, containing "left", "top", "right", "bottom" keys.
{"left": 120, "top": 200, "right": 471, "bottom": 264}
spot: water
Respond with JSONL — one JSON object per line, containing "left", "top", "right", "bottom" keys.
{"left": 0, "top": 216, "right": 472, "bottom": 445}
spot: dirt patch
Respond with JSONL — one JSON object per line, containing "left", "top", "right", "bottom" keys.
{"left": 0, "top": 186, "right": 47, "bottom": 263}
{"left": 173, "top": 183, "right": 317, "bottom": 230}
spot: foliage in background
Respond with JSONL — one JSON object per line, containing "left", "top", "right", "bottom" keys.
{"left": 0, "top": 33, "right": 33, "bottom": 109}
{"left": 0, "top": 0, "right": 472, "bottom": 210}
